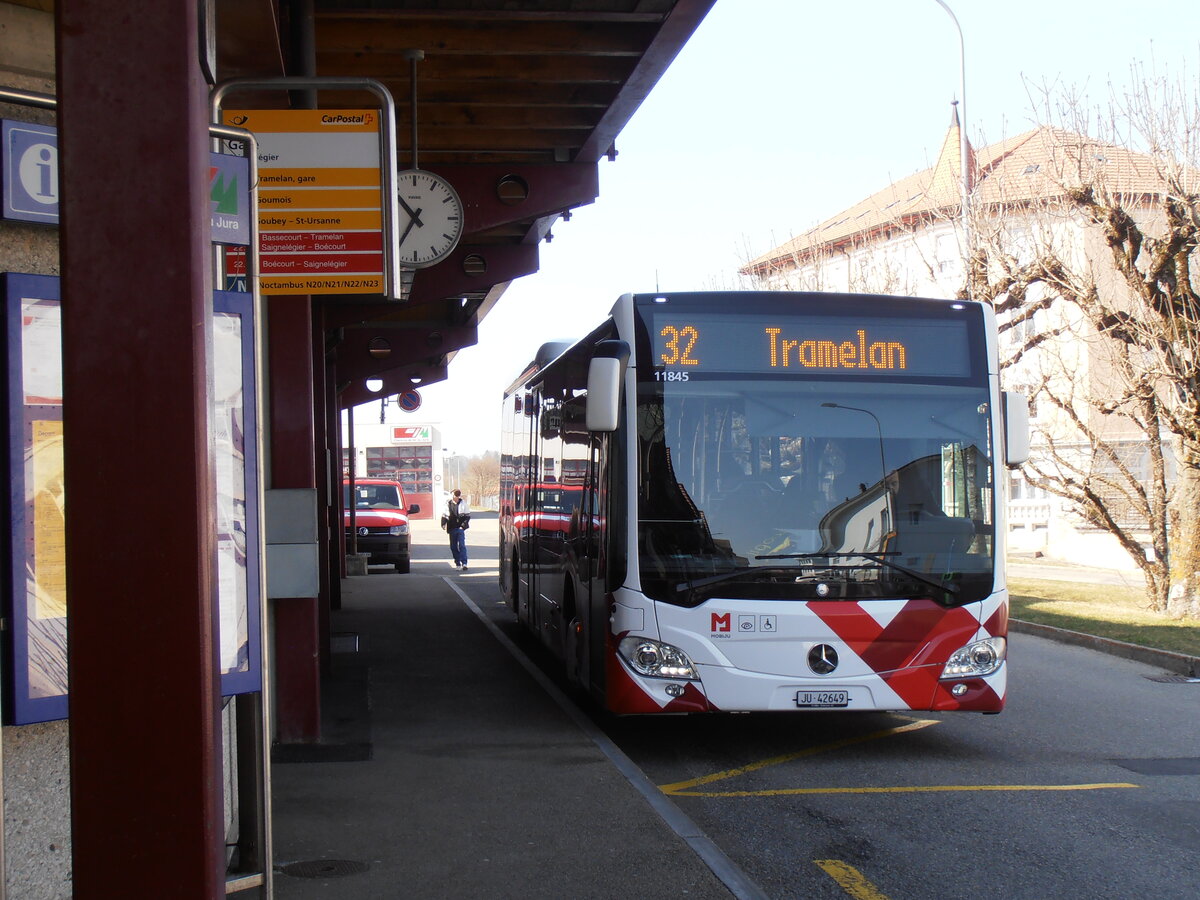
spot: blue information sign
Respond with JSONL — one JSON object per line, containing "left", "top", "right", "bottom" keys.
{"left": 2, "top": 120, "right": 59, "bottom": 224}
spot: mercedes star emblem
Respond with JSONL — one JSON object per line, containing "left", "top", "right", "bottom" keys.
{"left": 808, "top": 644, "right": 839, "bottom": 675}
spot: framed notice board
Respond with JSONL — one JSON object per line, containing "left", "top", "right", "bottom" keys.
{"left": 212, "top": 289, "right": 263, "bottom": 695}
{"left": 2, "top": 275, "right": 263, "bottom": 724}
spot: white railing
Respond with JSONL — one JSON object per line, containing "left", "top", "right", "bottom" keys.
{"left": 1007, "top": 499, "right": 1053, "bottom": 527}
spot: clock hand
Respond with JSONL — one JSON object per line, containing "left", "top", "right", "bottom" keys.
{"left": 398, "top": 215, "right": 418, "bottom": 246}
{"left": 397, "top": 196, "right": 425, "bottom": 228}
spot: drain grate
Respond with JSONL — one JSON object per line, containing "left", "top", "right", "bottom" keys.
{"left": 1145, "top": 675, "right": 1200, "bottom": 683}
{"left": 279, "top": 859, "right": 370, "bottom": 879}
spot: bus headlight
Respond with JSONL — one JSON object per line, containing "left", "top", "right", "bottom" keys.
{"left": 941, "top": 637, "right": 1006, "bottom": 678}
{"left": 388, "top": 524, "right": 409, "bottom": 536}
{"left": 618, "top": 637, "right": 698, "bottom": 681}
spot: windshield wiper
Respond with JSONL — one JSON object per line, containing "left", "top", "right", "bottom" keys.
{"left": 756, "top": 552, "right": 958, "bottom": 596}
{"left": 674, "top": 566, "right": 802, "bottom": 594}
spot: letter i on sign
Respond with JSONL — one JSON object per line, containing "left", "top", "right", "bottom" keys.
{"left": 17, "top": 141, "right": 59, "bottom": 205}
{"left": 36, "top": 147, "right": 53, "bottom": 197}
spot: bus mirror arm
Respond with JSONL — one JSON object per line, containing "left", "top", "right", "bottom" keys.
{"left": 586, "top": 340, "right": 631, "bottom": 433}
{"left": 1002, "top": 391, "right": 1030, "bottom": 467}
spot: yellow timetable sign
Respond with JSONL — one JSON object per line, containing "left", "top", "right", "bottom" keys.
{"left": 223, "top": 108, "right": 386, "bottom": 295}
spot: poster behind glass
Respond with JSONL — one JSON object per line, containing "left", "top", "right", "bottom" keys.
{"left": 4, "top": 273, "right": 67, "bottom": 723}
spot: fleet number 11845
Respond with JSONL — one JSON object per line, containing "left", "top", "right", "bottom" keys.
{"left": 654, "top": 369, "right": 691, "bottom": 382}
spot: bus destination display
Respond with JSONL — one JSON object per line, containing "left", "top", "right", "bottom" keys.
{"left": 650, "top": 311, "right": 973, "bottom": 378}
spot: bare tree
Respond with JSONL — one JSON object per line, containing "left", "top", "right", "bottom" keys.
{"left": 972, "top": 63, "right": 1200, "bottom": 618}
{"left": 463, "top": 452, "right": 500, "bottom": 508}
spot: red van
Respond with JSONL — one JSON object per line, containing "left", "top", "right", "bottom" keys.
{"left": 344, "top": 478, "right": 421, "bottom": 573}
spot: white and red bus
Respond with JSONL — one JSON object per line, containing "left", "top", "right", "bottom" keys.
{"left": 500, "top": 292, "right": 1028, "bottom": 714}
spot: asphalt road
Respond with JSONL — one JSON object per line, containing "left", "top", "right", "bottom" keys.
{"left": 408, "top": 514, "right": 1200, "bottom": 900}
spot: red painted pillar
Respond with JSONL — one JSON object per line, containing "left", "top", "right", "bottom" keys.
{"left": 269, "top": 296, "right": 322, "bottom": 741}
{"left": 57, "top": 0, "right": 224, "bottom": 895}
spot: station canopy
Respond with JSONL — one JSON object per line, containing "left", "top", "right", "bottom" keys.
{"left": 214, "top": 0, "right": 715, "bottom": 405}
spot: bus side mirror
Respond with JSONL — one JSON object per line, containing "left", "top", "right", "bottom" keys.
{"left": 1002, "top": 391, "right": 1030, "bottom": 467}
{"left": 585, "top": 340, "right": 630, "bottom": 433}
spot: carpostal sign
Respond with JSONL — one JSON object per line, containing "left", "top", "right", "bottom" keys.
{"left": 222, "top": 109, "right": 385, "bottom": 295}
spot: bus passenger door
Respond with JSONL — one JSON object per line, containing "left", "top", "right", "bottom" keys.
{"left": 516, "top": 387, "right": 541, "bottom": 626}
{"left": 582, "top": 434, "right": 612, "bottom": 697}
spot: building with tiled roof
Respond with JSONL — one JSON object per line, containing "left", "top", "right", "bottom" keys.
{"left": 743, "top": 112, "right": 1167, "bottom": 296}
{"left": 743, "top": 108, "right": 975, "bottom": 282}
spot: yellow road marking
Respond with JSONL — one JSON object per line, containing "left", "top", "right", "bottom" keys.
{"left": 658, "top": 718, "right": 939, "bottom": 795}
{"left": 658, "top": 717, "right": 1141, "bottom": 798}
{"left": 669, "top": 782, "right": 1141, "bottom": 798}
{"left": 815, "top": 859, "right": 891, "bottom": 900}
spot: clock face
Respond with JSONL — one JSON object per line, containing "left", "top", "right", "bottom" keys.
{"left": 396, "top": 169, "right": 465, "bottom": 267}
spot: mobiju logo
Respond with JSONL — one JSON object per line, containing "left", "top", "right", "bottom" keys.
{"left": 210, "top": 167, "right": 240, "bottom": 215}
{"left": 711, "top": 612, "right": 731, "bottom": 633}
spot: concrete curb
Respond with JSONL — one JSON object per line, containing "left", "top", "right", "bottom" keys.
{"left": 1010, "top": 618, "right": 1200, "bottom": 676}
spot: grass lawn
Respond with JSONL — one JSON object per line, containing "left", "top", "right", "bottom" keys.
{"left": 1009, "top": 577, "right": 1200, "bottom": 658}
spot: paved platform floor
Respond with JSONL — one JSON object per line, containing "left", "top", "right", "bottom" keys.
{"left": 270, "top": 517, "right": 732, "bottom": 898}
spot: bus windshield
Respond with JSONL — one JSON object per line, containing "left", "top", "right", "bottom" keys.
{"left": 636, "top": 377, "right": 995, "bottom": 608}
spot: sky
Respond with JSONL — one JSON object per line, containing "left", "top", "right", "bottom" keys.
{"left": 360, "top": 0, "right": 1200, "bottom": 457}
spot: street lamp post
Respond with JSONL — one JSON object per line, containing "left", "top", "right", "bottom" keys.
{"left": 821, "top": 403, "right": 888, "bottom": 488}
{"left": 444, "top": 450, "right": 462, "bottom": 495}
{"left": 933, "top": 0, "right": 971, "bottom": 289}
